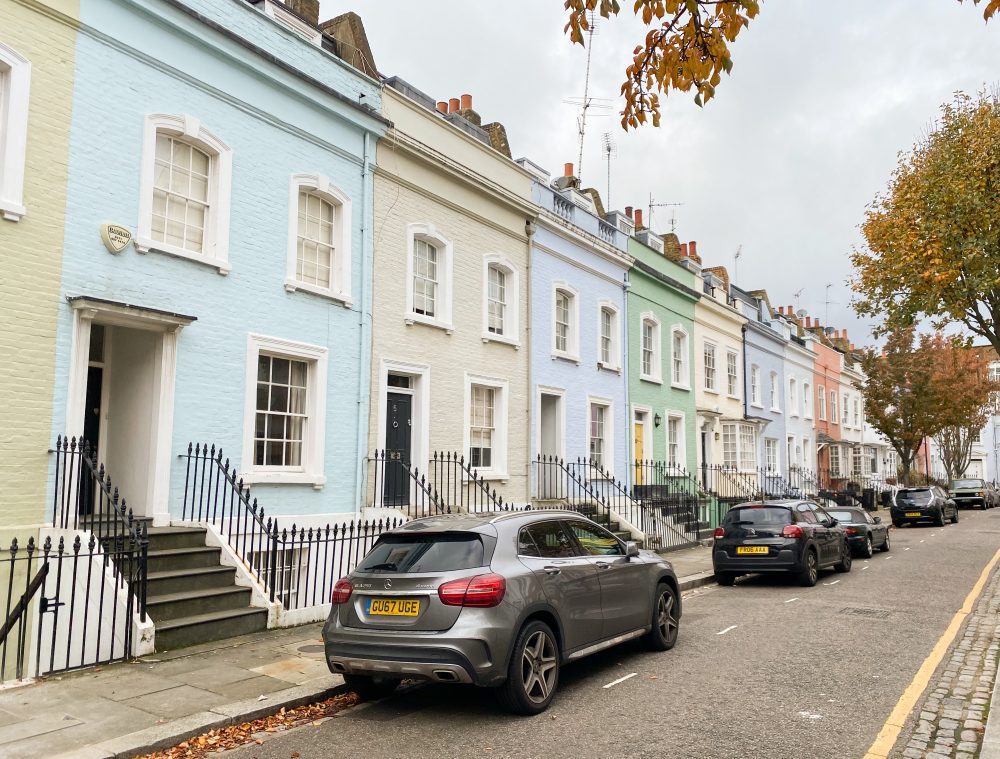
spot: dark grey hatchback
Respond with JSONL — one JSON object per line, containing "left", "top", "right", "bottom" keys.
{"left": 322, "top": 511, "right": 680, "bottom": 714}
{"left": 712, "top": 500, "right": 853, "bottom": 587}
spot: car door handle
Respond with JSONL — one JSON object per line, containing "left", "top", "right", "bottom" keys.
{"left": 595, "top": 561, "right": 611, "bottom": 570}
{"left": 542, "top": 565, "right": 561, "bottom": 575}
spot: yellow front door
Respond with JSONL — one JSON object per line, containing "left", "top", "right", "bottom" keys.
{"left": 634, "top": 422, "right": 644, "bottom": 485}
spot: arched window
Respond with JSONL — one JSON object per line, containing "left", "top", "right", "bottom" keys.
{"left": 405, "top": 223, "right": 454, "bottom": 331}
{"left": 551, "top": 283, "right": 579, "bottom": 360}
{"left": 0, "top": 42, "right": 31, "bottom": 221}
{"left": 639, "top": 313, "right": 661, "bottom": 382}
{"left": 482, "top": 255, "right": 520, "bottom": 346}
{"left": 285, "top": 173, "right": 352, "bottom": 303}
{"left": 597, "top": 302, "right": 620, "bottom": 371}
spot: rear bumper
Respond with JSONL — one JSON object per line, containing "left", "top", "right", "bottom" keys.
{"left": 890, "top": 508, "right": 938, "bottom": 523}
{"left": 712, "top": 547, "right": 802, "bottom": 574}
{"left": 953, "top": 496, "right": 985, "bottom": 508}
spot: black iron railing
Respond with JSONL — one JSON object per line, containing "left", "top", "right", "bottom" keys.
{"left": 0, "top": 530, "right": 146, "bottom": 684}
{"left": 429, "top": 451, "right": 512, "bottom": 513}
{"left": 367, "top": 450, "right": 449, "bottom": 518}
{"left": 632, "top": 460, "right": 727, "bottom": 534}
{"left": 182, "top": 444, "right": 405, "bottom": 611}
{"left": 49, "top": 436, "right": 148, "bottom": 623}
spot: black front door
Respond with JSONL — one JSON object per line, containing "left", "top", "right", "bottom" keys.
{"left": 384, "top": 392, "right": 412, "bottom": 506}
{"left": 79, "top": 366, "right": 104, "bottom": 515}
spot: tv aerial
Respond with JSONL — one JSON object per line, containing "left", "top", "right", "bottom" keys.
{"left": 648, "top": 196, "right": 684, "bottom": 232}
{"left": 562, "top": 11, "right": 612, "bottom": 183}
{"left": 602, "top": 132, "right": 617, "bottom": 208}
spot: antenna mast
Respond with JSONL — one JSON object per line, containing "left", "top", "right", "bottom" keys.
{"left": 648, "top": 196, "right": 684, "bottom": 232}
{"left": 602, "top": 132, "right": 617, "bottom": 209}
{"left": 733, "top": 244, "right": 743, "bottom": 286}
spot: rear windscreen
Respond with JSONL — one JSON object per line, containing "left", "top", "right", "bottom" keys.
{"left": 356, "top": 534, "right": 485, "bottom": 573}
{"left": 726, "top": 507, "right": 791, "bottom": 526}
{"left": 951, "top": 480, "right": 984, "bottom": 489}
{"left": 898, "top": 490, "right": 932, "bottom": 504}
{"left": 827, "top": 510, "right": 861, "bottom": 523}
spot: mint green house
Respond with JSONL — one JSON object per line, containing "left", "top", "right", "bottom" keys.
{"left": 622, "top": 226, "right": 701, "bottom": 477}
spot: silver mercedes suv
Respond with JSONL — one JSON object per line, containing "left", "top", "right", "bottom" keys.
{"left": 322, "top": 510, "right": 681, "bottom": 714}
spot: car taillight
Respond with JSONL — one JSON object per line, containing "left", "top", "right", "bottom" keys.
{"left": 844, "top": 527, "right": 857, "bottom": 535}
{"left": 713, "top": 527, "right": 725, "bottom": 540}
{"left": 781, "top": 524, "right": 804, "bottom": 538}
{"left": 438, "top": 573, "right": 506, "bottom": 608}
{"left": 331, "top": 578, "right": 353, "bottom": 604}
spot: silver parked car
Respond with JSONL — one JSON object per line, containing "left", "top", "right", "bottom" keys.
{"left": 322, "top": 510, "right": 681, "bottom": 714}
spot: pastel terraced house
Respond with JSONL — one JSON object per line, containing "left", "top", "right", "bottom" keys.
{"left": 368, "top": 81, "right": 536, "bottom": 510}
{"left": 0, "top": 0, "right": 78, "bottom": 540}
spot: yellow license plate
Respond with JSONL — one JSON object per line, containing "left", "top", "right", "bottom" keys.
{"left": 736, "top": 546, "right": 769, "bottom": 555}
{"left": 905, "top": 512, "right": 922, "bottom": 517}
{"left": 368, "top": 598, "right": 420, "bottom": 617}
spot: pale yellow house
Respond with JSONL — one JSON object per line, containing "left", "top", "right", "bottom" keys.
{"left": 369, "top": 81, "right": 536, "bottom": 508}
{"left": 0, "top": 0, "right": 78, "bottom": 536}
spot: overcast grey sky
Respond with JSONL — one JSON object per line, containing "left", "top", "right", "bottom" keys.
{"left": 321, "top": 0, "right": 998, "bottom": 345}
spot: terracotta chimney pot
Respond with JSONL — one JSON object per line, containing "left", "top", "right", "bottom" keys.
{"left": 689, "top": 241, "right": 698, "bottom": 258}
{"left": 564, "top": 162, "right": 574, "bottom": 178}
{"left": 679, "top": 243, "right": 689, "bottom": 257}
{"left": 787, "top": 304, "right": 794, "bottom": 315}
{"left": 805, "top": 317, "right": 812, "bottom": 328}
{"left": 460, "top": 94, "right": 472, "bottom": 110}
{"left": 634, "top": 209, "right": 643, "bottom": 228}
{"left": 436, "top": 101, "right": 448, "bottom": 113}
{"left": 448, "top": 98, "right": 460, "bottom": 113}
{"left": 625, "top": 206, "right": 633, "bottom": 219}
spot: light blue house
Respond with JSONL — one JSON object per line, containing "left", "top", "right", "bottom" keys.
{"left": 732, "top": 288, "right": 789, "bottom": 492}
{"left": 51, "top": 0, "right": 387, "bottom": 526}
{"left": 518, "top": 161, "right": 632, "bottom": 495}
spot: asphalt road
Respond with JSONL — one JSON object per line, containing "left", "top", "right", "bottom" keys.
{"left": 225, "top": 508, "right": 1000, "bottom": 759}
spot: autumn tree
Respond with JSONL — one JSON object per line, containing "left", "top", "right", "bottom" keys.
{"left": 931, "top": 345, "right": 999, "bottom": 479}
{"left": 852, "top": 91, "right": 1000, "bottom": 355}
{"left": 563, "top": 1, "right": 999, "bottom": 129}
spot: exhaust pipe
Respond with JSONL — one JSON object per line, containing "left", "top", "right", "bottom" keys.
{"left": 433, "top": 670, "right": 458, "bottom": 682}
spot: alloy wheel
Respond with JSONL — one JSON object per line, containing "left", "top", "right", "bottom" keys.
{"left": 520, "top": 630, "right": 557, "bottom": 704}
{"left": 807, "top": 552, "right": 817, "bottom": 583}
{"left": 657, "top": 589, "right": 679, "bottom": 642}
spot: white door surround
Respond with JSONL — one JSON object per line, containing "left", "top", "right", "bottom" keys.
{"left": 66, "top": 297, "right": 195, "bottom": 526}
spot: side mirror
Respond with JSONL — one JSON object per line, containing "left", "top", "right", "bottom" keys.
{"left": 625, "top": 541, "right": 640, "bottom": 558}
{"left": 827, "top": 518, "right": 838, "bottom": 527}
{"left": 873, "top": 516, "right": 882, "bottom": 524}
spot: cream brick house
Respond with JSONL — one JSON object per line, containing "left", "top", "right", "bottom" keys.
{"left": 369, "top": 82, "right": 536, "bottom": 508}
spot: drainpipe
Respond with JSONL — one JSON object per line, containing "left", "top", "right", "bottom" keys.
{"left": 354, "top": 131, "right": 373, "bottom": 519}
{"left": 525, "top": 218, "right": 535, "bottom": 506}
{"left": 622, "top": 270, "right": 631, "bottom": 490}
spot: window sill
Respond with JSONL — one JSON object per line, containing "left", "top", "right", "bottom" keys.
{"left": 770, "top": 407, "right": 782, "bottom": 414}
{"left": 284, "top": 279, "right": 353, "bottom": 307}
{"left": 598, "top": 362, "right": 621, "bottom": 374}
{"left": 750, "top": 402, "right": 764, "bottom": 410}
{"left": 238, "top": 471, "right": 326, "bottom": 490}
{"left": 640, "top": 374, "right": 662, "bottom": 385}
{"left": 671, "top": 382, "right": 691, "bottom": 392}
{"left": 466, "top": 470, "right": 509, "bottom": 482}
{"left": 0, "top": 198, "right": 26, "bottom": 222}
{"left": 482, "top": 333, "right": 520, "bottom": 349}
{"left": 704, "top": 388, "right": 719, "bottom": 395}
{"left": 134, "top": 236, "right": 231, "bottom": 275}
{"left": 405, "top": 314, "right": 454, "bottom": 334}
{"left": 727, "top": 394, "right": 740, "bottom": 401}
{"left": 551, "top": 351, "right": 581, "bottom": 365}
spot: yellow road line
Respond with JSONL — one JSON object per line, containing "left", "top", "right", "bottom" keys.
{"left": 863, "top": 546, "right": 1000, "bottom": 759}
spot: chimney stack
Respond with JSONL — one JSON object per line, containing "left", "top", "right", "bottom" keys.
{"left": 286, "top": 0, "right": 319, "bottom": 25}
{"left": 448, "top": 98, "right": 460, "bottom": 113}
{"left": 634, "top": 209, "right": 644, "bottom": 229}
{"left": 436, "top": 101, "right": 448, "bottom": 113}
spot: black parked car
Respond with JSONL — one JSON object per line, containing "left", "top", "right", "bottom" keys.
{"left": 712, "top": 500, "right": 852, "bottom": 588}
{"left": 823, "top": 506, "right": 890, "bottom": 558}
{"left": 891, "top": 486, "right": 958, "bottom": 527}
{"left": 949, "top": 478, "right": 999, "bottom": 510}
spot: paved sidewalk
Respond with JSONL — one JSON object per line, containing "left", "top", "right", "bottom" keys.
{"left": 0, "top": 546, "right": 715, "bottom": 759}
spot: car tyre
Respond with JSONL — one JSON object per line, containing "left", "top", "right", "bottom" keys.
{"left": 496, "top": 620, "right": 560, "bottom": 716}
{"left": 715, "top": 572, "right": 737, "bottom": 587}
{"left": 643, "top": 583, "right": 680, "bottom": 651}
{"left": 892, "top": 520, "right": 903, "bottom": 529}
{"left": 935, "top": 509, "right": 946, "bottom": 527}
{"left": 861, "top": 535, "right": 874, "bottom": 558}
{"left": 798, "top": 549, "right": 819, "bottom": 587}
{"left": 835, "top": 542, "right": 853, "bottom": 573}
{"left": 952, "top": 508, "right": 959, "bottom": 524}
{"left": 879, "top": 532, "right": 891, "bottom": 552}
{"left": 343, "top": 674, "right": 401, "bottom": 701}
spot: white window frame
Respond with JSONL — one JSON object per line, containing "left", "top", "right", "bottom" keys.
{"left": 721, "top": 422, "right": 757, "bottom": 472}
{"left": 639, "top": 312, "right": 662, "bottom": 383}
{"left": 788, "top": 378, "right": 798, "bottom": 417}
{"left": 769, "top": 371, "right": 780, "bottom": 412}
{"left": 670, "top": 325, "right": 690, "bottom": 390}
{"left": 830, "top": 390, "right": 839, "bottom": 424}
{"left": 830, "top": 444, "right": 842, "bottom": 477}
{"left": 0, "top": 42, "right": 30, "bottom": 222}
{"left": 818, "top": 385, "right": 827, "bottom": 421}
{"left": 764, "top": 437, "right": 779, "bottom": 472}
{"left": 241, "top": 333, "right": 328, "bottom": 487}
{"left": 551, "top": 282, "right": 580, "bottom": 362}
{"left": 284, "top": 173, "right": 353, "bottom": 305}
{"left": 586, "top": 396, "right": 615, "bottom": 474}
{"left": 726, "top": 350, "right": 739, "bottom": 398}
{"left": 481, "top": 254, "right": 520, "bottom": 347}
{"left": 136, "top": 114, "right": 233, "bottom": 273}
{"left": 803, "top": 381, "right": 812, "bottom": 420}
{"left": 405, "top": 222, "right": 454, "bottom": 332}
{"left": 703, "top": 341, "right": 718, "bottom": 393}
{"left": 853, "top": 397, "right": 861, "bottom": 428}
{"left": 463, "top": 373, "right": 509, "bottom": 480}
{"left": 750, "top": 364, "right": 761, "bottom": 408}
{"left": 665, "top": 410, "right": 686, "bottom": 469}
{"left": 596, "top": 301, "right": 620, "bottom": 371}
